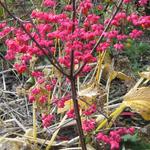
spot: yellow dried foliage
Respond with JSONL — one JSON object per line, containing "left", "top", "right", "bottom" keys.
{"left": 123, "top": 87, "right": 150, "bottom": 120}
{"left": 102, "top": 64, "right": 132, "bottom": 83}
{"left": 78, "top": 82, "right": 102, "bottom": 97}
{"left": 0, "top": 138, "right": 33, "bottom": 150}
{"left": 139, "top": 71, "right": 150, "bottom": 80}
{"left": 58, "top": 82, "right": 106, "bottom": 113}
{"left": 57, "top": 98, "right": 93, "bottom": 114}
{"left": 97, "top": 86, "right": 150, "bottom": 130}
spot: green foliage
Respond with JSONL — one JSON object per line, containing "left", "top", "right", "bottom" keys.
{"left": 121, "top": 132, "right": 150, "bottom": 150}
{"left": 124, "top": 40, "right": 150, "bottom": 73}
{"left": 122, "top": 132, "right": 139, "bottom": 142}
{"left": 121, "top": 140, "right": 150, "bottom": 150}
{"left": 0, "top": 6, "right": 4, "bottom": 18}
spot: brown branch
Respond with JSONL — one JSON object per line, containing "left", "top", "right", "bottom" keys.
{"left": 70, "top": 0, "right": 76, "bottom": 77}
{"left": 70, "top": 78, "right": 87, "bottom": 150}
{"left": 70, "top": 0, "right": 87, "bottom": 149}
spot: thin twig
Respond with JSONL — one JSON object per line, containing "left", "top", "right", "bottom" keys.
{"left": 0, "top": 1, "right": 69, "bottom": 78}
{"left": 74, "top": 0, "right": 123, "bottom": 77}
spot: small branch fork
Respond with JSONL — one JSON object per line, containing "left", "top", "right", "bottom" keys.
{"left": 0, "top": 1, "right": 123, "bottom": 150}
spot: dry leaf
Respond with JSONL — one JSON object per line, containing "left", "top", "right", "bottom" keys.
{"left": 139, "top": 71, "right": 150, "bottom": 80}
{"left": 58, "top": 82, "right": 106, "bottom": 113}
{"left": 0, "top": 138, "right": 33, "bottom": 150}
{"left": 102, "top": 64, "right": 132, "bottom": 83}
{"left": 58, "top": 98, "right": 95, "bottom": 114}
{"left": 117, "top": 72, "right": 132, "bottom": 81}
{"left": 103, "top": 52, "right": 112, "bottom": 64}
{"left": 78, "top": 81, "right": 103, "bottom": 97}
{"left": 123, "top": 87, "right": 150, "bottom": 120}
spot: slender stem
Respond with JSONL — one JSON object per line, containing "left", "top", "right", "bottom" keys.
{"left": 69, "top": 0, "right": 75, "bottom": 77}
{"left": 70, "top": 0, "right": 87, "bottom": 149}
{"left": 70, "top": 78, "right": 87, "bottom": 150}
{"left": 70, "top": 49, "right": 74, "bottom": 76}
{"left": 46, "top": 115, "right": 67, "bottom": 150}
{"left": 33, "top": 102, "right": 37, "bottom": 146}
{"left": 72, "top": 0, "right": 76, "bottom": 32}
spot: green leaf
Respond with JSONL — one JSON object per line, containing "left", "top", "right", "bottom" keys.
{"left": 0, "top": 7, "right": 4, "bottom": 17}
{"left": 24, "top": 77, "right": 35, "bottom": 90}
{"left": 85, "top": 136, "right": 92, "bottom": 144}
{"left": 121, "top": 139, "right": 150, "bottom": 150}
{"left": 122, "top": 133, "right": 139, "bottom": 142}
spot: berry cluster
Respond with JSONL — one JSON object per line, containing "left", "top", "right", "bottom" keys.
{"left": 97, "top": 127, "right": 135, "bottom": 150}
